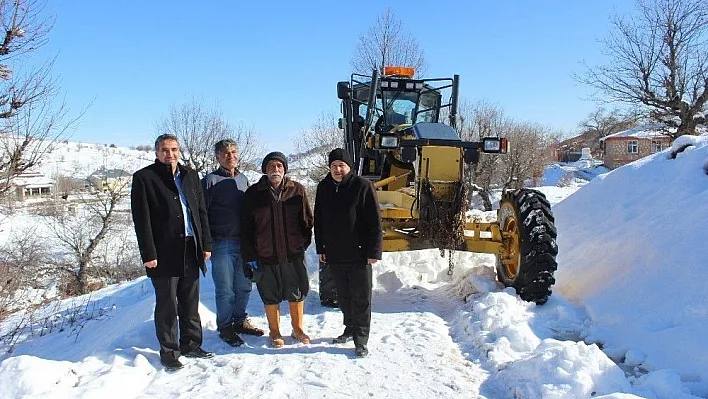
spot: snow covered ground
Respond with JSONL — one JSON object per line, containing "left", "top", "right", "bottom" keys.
{"left": 0, "top": 136, "right": 707, "bottom": 398}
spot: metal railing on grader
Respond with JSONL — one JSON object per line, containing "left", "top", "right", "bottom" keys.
{"left": 336, "top": 66, "right": 558, "bottom": 304}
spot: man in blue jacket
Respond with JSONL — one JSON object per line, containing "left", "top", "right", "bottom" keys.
{"left": 131, "top": 134, "right": 214, "bottom": 371}
{"left": 202, "top": 139, "right": 264, "bottom": 347}
{"left": 314, "top": 148, "right": 383, "bottom": 357}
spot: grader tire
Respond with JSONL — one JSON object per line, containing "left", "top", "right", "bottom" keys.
{"left": 496, "top": 189, "right": 558, "bottom": 304}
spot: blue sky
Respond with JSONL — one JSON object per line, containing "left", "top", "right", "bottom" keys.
{"left": 37, "top": 0, "right": 635, "bottom": 153}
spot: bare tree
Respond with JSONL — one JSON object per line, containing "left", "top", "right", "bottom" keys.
{"left": 155, "top": 98, "right": 264, "bottom": 174}
{"left": 575, "top": 107, "right": 640, "bottom": 156}
{"left": 0, "top": 226, "right": 50, "bottom": 317}
{"left": 580, "top": 107, "right": 640, "bottom": 138}
{"left": 230, "top": 122, "right": 265, "bottom": 173}
{"left": 500, "top": 122, "right": 554, "bottom": 190}
{"left": 579, "top": 0, "right": 708, "bottom": 137}
{"left": 155, "top": 98, "right": 229, "bottom": 174}
{"left": 48, "top": 160, "right": 132, "bottom": 295}
{"left": 0, "top": 0, "right": 81, "bottom": 195}
{"left": 294, "top": 113, "right": 343, "bottom": 182}
{"left": 351, "top": 7, "right": 427, "bottom": 77}
{"left": 456, "top": 101, "right": 507, "bottom": 210}
{"left": 0, "top": 96, "right": 80, "bottom": 195}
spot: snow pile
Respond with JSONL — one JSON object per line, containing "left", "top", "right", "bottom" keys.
{"left": 555, "top": 133, "right": 708, "bottom": 397}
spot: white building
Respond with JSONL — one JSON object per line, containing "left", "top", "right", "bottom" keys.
{"left": 12, "top": 172, "right": 55, "bottom": 201}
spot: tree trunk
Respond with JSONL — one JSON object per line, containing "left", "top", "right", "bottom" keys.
{"left": 676, "top": 116, "right": 697, "bottom": 137}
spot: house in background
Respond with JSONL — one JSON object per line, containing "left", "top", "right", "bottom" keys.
{"left": 554, "top": 133, "right": 605, "bottom": 163}
{"left": 88, "top": 168, "right": 132, "bottom": 192}
{"left": 12, "top": 172, "right": 55, "bottom": 201}
{"left": 600, "top": 124, "right": 672, "bottom": 169}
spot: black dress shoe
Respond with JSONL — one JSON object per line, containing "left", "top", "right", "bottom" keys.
{"left": 182, "top": 347, "right": 214, "bottom": 359}
{"left": 355, "top": 345, "right": 369, "bottom": 358}
{"left": 332, "top": 332, "right": 354, "bottom": 344}
{"left": 161, "top": 359, "right": 184, "bottom": 371}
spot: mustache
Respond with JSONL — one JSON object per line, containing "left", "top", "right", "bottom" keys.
{"left": 268, "top": 171, "right": 283, "bottom": 178}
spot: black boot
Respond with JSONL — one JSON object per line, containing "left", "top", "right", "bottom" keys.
{"left": 219, "top": 323, "right": 244, "bottom": 347}
{"left": 355, "top": 345, "right": 368, "bottom": 358}
{"left": 161, "top": 358, "right": 184, "bottom": 371}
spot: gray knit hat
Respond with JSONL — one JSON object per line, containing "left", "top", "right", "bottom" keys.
{"left": 261, "top": 151, "right": 288, "bottom": 174}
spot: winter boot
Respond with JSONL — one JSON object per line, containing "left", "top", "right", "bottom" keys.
{"left": 355, "top": 344, "right": 369, "bottom": 358}
{"left": 265, "top": 304, "right": 285, "bottom": 348}
{"left": 233, "top": 318, "right": 265, "bottom": 337}
{"left": 289, "top": 301, "right": 311, "bottom": 344}
{"left": 354, "top": 334, "right": 369, "bottom": 357}
{"left": 218, "top": 322, "right": 245, "bottom": 347}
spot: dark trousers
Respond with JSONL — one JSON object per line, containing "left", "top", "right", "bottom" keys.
{"left": 331, "top": 261, "right": 372, "bottom": 346}
{"left": 150, "top": 239, "right": 202, "bottom": 362}
{"left": 256, "top": 254, "right": 309, "bottom": 305}
{"left": 318, "top": 261, "right": 338, "bottom": 303}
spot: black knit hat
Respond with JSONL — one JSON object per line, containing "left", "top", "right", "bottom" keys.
{"left": 261, "top": 151, "right": 288, "bottom": 174}
{"left": 328, "top": 148, "right": 353, "bottom": 169}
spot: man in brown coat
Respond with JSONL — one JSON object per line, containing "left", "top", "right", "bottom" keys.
{"left": 241, "top": 151, "right": 314, "bottom": 347}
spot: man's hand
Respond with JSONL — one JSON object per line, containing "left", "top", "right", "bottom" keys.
{"left": 367, "top": 258, "right": 378, "bottom": 265}
{"left": 319, "top": 254, "right": 327, "bottom": 263}
{"left": 144, "top": 259, "right": 157, "bottom": 268}
{"left": 203, "top": 251, "right": 211, "bottom": 261}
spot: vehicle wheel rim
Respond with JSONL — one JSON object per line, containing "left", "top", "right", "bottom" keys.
{"left": 503, "top": 216, "right": 520, "bottom": 279}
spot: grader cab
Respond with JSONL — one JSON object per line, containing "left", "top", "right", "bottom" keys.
{"left": 336, "top": 67, "right": 558, "bottom": 304}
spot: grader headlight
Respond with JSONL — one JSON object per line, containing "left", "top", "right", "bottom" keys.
{"left": 482, "top": 137, "right": 508, "bottom": 154}
{"left": 376, "top": 135, "right": 400, "bottom": 149}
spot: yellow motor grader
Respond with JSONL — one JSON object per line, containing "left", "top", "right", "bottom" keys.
{"left": 334, "top": 66, "right": 558, "bottom": 304}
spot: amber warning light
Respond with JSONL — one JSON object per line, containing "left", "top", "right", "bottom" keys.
{"left": 383, "top": 66, "right": 415, "bottom": 78}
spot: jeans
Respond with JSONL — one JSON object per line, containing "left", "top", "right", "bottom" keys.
{"left": 211, "top": 239, "right": 252, "bottom": 331}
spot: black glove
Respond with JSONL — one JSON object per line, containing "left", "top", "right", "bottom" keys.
{"left": 242, "top": 260, "right": 262, "bottom": 283}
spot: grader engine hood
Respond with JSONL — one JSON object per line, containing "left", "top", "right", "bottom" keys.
{"left": 375, "top": 122, "right": 473, "bottom": 252}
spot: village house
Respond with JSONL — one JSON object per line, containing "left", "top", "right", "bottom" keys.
{"left": 553, "top": 133, "right": 605, "bottom": 163}
{"left": 600, "top": 124, "right": 672, "bottom": 169}
{"left": 88, "top": 168, "right": 132, "bottom": 192}
{"left": 11, "top": 172, "right": 55, "bottom": 201}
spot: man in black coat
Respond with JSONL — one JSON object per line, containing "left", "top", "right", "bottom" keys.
{"left": 314, "top": 148, "right": 383, "bottom": 357}
{"left": 131, "top": 134, "right": 214, "bottom": 370}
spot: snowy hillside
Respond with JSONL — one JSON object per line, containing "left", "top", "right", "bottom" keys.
{"left": 38, "top": 141, "right": 154, "bottom": 179}
{"left": 0, "top": 137, "right": 707, "bottom": 398}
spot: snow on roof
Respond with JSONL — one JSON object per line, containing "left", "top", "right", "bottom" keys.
{"left": 12, "top": 173, "right": 54, "bottom": 187}
{"left": 600, "top": 123, "right": 673, "bottom": 141}
{"left": 90, "top": 168, "right": 131, "bottom": 179}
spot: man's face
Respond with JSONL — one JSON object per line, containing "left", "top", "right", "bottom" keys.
{"left": 330, "top": 160, "right": 351, "bottom": 182}
{"left": 156, "top": 139, "right": 180, "bottom": 169}
{"left": 266, "top": 160, "right": 285, "bottom": 186}
{"left": 217, "top": 146, "right": 238, "bottom": 170}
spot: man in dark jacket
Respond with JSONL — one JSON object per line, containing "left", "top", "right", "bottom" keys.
{"left": 201, "top": 139, "right": 263, "bottom": 348}
{"left": 314, "top": 148, "right": 383, "bottom": 357}
{"left": 241, "top": 151, "right": 314, "bottom": 348}
{"left": 131, "top": 134, "right": 214, "bottom": 370}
